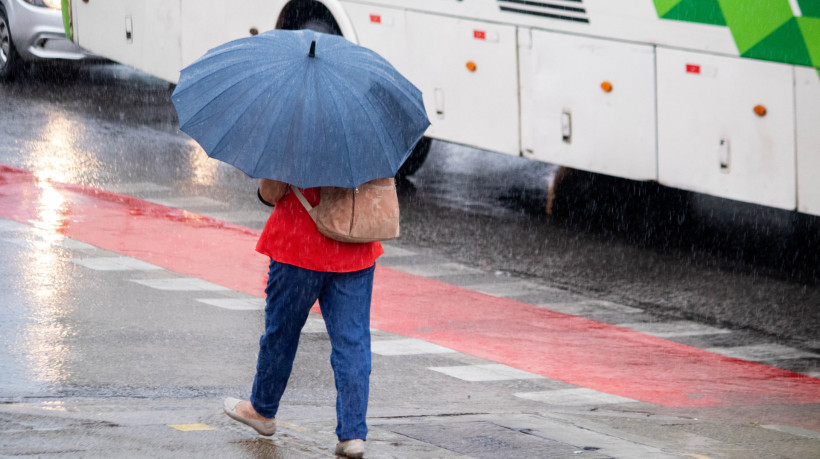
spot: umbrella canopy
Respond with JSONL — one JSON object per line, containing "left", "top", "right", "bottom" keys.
{"left": 172, "top": 29, "right": 430, "bottom": 189}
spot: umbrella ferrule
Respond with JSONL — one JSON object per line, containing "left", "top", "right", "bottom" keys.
{"left": 308, "top": 40, "right": 316, "bottom": 58}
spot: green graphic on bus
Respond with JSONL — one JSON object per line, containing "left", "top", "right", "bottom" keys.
{"left": 654, "top": 0, "right": 820, "bottom": 76}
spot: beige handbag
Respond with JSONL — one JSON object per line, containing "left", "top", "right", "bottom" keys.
{"left": 291, "top": 178, "right": 400, "bottom": 243}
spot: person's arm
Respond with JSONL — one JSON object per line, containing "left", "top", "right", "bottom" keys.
{"left": 258, "top": 179, "right": 288, "bottom": 207}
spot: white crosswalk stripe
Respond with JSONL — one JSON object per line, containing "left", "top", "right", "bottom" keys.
{"left": 538, "top": 300, "right": 643, "bottom": 315}
{"left": 397, "top": 262, "right": 483, "bottom": 277}
{"left": 5, "top": 236, "right": 96, "bottom": 250}
{"left": 195, "top": 298, "right": 265, "bottom": 310}
{"left": 72, "top": 257, "right": 162, "bottom": 271}
{"left": 429, "top": 364, "right": 544, "bottom": 382}
{"left": 616, "top": 321, "right": 732, "bottom": 338}
{"left": 380, "top": 244, "right": 417, "bottom": 258}
{"left": 131, "top": 278, "right": 229, "bottom": 291}
{"left": 105, "top": 182, "right": 171, "bottom": 193}
{"left": 0, "top": 219, "right": 31, "bottom": 232}
{"left": 465, "top": 281, "right": 563, "bottom": 298}
{"left": 145, "top": 196, "right": 225, "bottom": 208}
{"left": 515, "top": 388, "right": 637, "bottom": 406}
{"left": 706, "top": 344, "right": 820, "bottom": 362}
{"left": 371, "top": 338, "right": 456, "bottom": 356}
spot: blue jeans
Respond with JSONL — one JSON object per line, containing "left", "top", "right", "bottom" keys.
{"left": 250, "top": 260, "right": 374, "bottom": 441}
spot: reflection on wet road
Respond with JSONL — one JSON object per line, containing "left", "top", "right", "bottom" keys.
{"left": 1, "top": 64, "right": 818, "bottom": 346}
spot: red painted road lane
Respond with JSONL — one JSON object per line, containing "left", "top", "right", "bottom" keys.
{"left": 2, "top": 164, "right": 819, "bottom": 408}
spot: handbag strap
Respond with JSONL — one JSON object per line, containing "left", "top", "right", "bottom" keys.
{"left": 290, "top": 186, "right": 314, "bottom": 212}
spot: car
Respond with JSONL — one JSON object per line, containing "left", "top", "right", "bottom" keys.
{"left": 0, "top": 0, "right": 95, "bottom": 79}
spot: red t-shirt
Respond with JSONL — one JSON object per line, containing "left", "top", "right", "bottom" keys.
{"left": 256, "top": 188, "right": 384, "bottom": 272}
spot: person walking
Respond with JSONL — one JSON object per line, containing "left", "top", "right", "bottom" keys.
{"left": 223, "top": 178, "right": 383, "bottom": 458}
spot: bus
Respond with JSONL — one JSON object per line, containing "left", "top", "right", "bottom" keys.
{"left": 62, "top": 0, "right": 820, "bottom": 217}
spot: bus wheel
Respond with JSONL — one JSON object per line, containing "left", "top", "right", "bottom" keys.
{"left": 0, "top": 6, "right": 22, "bottom": 81}
{"left": 397, "top": 137, "right": 432, "bottom": 179}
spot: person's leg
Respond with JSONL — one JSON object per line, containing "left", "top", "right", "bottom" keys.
{"left": 318, "top": 264, "right": 375, "bottom": 441}
{"left": 250, "top": 260, "right": 323, "bottom": 418}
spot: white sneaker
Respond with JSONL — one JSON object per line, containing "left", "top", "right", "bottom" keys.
{"left": 335, "top": 439, "right": 365, "bottom": 457}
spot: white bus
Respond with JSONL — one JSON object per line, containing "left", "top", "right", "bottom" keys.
{"left": 63, "top": 0, "right": 820, "bottom": 216}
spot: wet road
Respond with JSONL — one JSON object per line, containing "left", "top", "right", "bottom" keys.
{"left": 2, "top": 64, "right": 820, "bottom": 458}
{"left": 1, "top": 63, "right": 818, "bottom": 347}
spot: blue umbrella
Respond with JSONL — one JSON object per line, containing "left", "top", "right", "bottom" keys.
{"left": 172, "top": 29, "right": 430, "bottom": 189}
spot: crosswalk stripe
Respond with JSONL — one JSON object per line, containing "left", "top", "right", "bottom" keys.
{"left": 616, "top": 321, "right": 732, "bottom": 338}
{"left": 465, "top": 281, "right": 561, "bottom": 298}
{"left": 429, "top": 363, "right": 544, "bottom": 382}
{"left": 199, "top": 211, "right": 268, "bottom": 222}
{"left": 131, "top": 278, "right": 230, "bottom": 291}
{"left": 515, "top": 388, "right": 638, "bottom": 406}
{"left": 395, "top": 262, "right": 483, "bottom": 277}
{"left": 72, "top": 257, "right": 162, "bottom": 271}
{"left": 371, "top": 338, "right": 456, "bottom": 356}
{"left": 195, "top": 298, "right": 265, "bottom": 310}
{"left": 145, "top": 196, "right": 225, "bottom": 208}
{"left": 0, "top": 219, "right": 30, "bottom": 232}
{"left": 706, "top": 344, "right": 820, "bottom": 362}
{"left": 380, "top": 244, "right": 417, "bottom": 258}
{"left": 106, "top": 182, "right": 171, "bottom": 193}
{"left": 538, "top": 300, "right": 643, "bottom": 315}
{"left": 4, "top": 236, "right": 96, "bottom": 250}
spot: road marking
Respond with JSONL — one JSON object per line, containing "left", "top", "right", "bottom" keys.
{"left": 706, "top": 344, "right": 820, "bottom": 362}
{"left": 395, "top": 262, "right": 484, "bottom": 277}
{"left": 4, "top": 164, "right": 820, "bottom": 408}
{"left": 371, "top": 338, "right": 456, "bottom": 356}
{"left": 4, "top": 235, "right": 96, "bottom": 250}
{"left": 616, "top": 321, "right": 732, "bottom": 338}
{"left": 464, "top": 281, "right": 562, "bottom": 298}
{"left": 301, "top": 318, "right": 329, "bottom": 334}
{"left": 0, "top": 219, "right": 31, "bottom": 232}
{"left": 199, "top": 210, "right": 268, "bottom": 223}
{"left": 515, "top": 388, "right": 637, "bottom": 406}
{"left": 195, "top": 298, "right": 265, "bottom": 310}
{"left": 430, "top": 363, "right": 544, "bottom": 382}
{"left": 131, "top": 278, "right": 230, "bottom": 291}
{"left": 380, "top": 244, "right": 417, "bottom": 258}
{"left": 72, "top": 257, "right": 162, "bottom": 271}
{"left": 276, "top": 420, "right": 308, "bottom": 432}
{"left": 168, "top": 423, "right": 216, "bottom": 431}
{"left": 761, "top": 424, "right": 820, "bottom": 439}
{"left": 106, "top": 182, "right": 171, "bottom": 193}
{"left": 538, "top": 300, "right": 643, "bottom": 315}
{"left": 146, "top": 196, "right": 225, "bottom": 208}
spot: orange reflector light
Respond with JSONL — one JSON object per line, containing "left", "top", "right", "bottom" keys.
{"left": 466, "top": 61, "right": 477, "bottom": 72}
{"left": 601, "top": 81, "right": 613, "bottom": 92}
{"left": 754, "top": 105, "right": 767, "bottom": 116}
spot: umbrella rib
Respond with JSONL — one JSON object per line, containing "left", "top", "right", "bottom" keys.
{"left": 315, "top": 69, "right": 356, "bottom": 186}
{"left": 327, "top": 70, "right": 404, "bottom": 179}
{"left": 213, "top": 65, "right": 303, "bottom": 172}
{"left": 253, "top": 63, "right": 314, "bottom": 183}
{"left": 177, "top": 59, "right": 298, "bottom": 126}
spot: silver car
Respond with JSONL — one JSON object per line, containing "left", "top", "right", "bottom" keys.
{"left": 0, "top": 0, "right": 93, "bottom": 79}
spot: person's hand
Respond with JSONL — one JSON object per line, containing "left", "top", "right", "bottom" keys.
{"left": 259, "top": 179, "right": 288, "bottom": 205}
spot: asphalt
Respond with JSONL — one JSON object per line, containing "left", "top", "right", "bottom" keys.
{"left": 0, "top": 63, "right": 819, "bottom": 458}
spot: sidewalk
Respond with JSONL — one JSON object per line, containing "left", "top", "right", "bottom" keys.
{"left": 1, "top": 163, "right": 820, "bottom": 458}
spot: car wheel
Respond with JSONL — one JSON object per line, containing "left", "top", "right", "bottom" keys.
{"left": 0, "top": 6, "right": 21, "bottom": 80}
{"left": 396, "top": 137, "right": 432, "bottom": 179}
